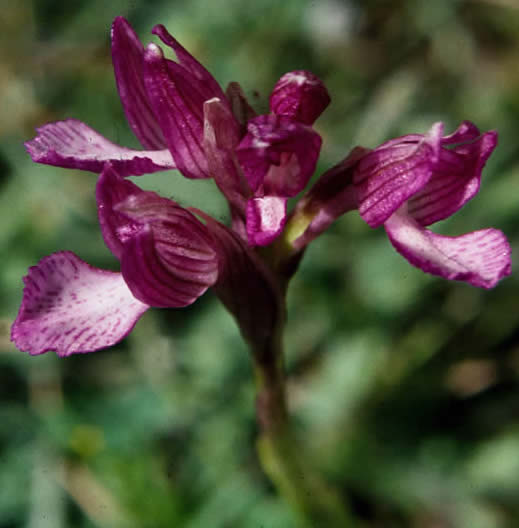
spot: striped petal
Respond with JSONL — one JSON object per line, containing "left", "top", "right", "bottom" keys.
{"left": 25, "top": 119, "right": 175, "bottom": 176}
{"left": 408, "top": 128, "right": 497, "bottom": 226}
{"left": 97, "top": 164, "right": 218, "bottom": 306}
{"left": 152, "top": 24, "right": 227, "bottom": 103}
{"left": 111, "top": 16, "right": 167, "bottom": 149}
{"left": 385, "top": 208, "right": 511, "bottom": 289}
{"left": 11, "top": 252, "right": 149, "bottom": 356}
{"left": 143, "top": 43, "right": 210, "bottom": 179}
{"left": 354, "top": 122, "right": 443, "bottom": 228}
{"left": 270, "top": 70, "right": 330, "bottom": 125}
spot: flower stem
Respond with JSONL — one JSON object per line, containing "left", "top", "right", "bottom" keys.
{"left": 251, "top": 332, "right": 357, "bottom": 527}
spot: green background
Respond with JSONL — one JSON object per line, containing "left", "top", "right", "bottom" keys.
{"left": 1, "top": 0, "right": 519, "bottom": 526}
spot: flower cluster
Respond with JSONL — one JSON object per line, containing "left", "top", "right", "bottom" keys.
{"left": 12, "top": 17, "right": 511, "bottom": 357}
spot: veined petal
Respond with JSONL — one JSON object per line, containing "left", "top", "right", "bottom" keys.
{"left": 25, "top": 119, "right": 175, "bottom": 176}
{"left": 246, "top": 196, "right": 288, "bottom": 247}
{"left": 111, "top": 17, "right": 167, "bottom": 149}
{"left": 408, "top": 129, "right": 497, "bottom": 226}
{"left": 270, "top": 70, "right": 330, "bottom": 125}
{"left": 385, "top": 208, "right": 511, "bottom": 289}
{"left": 152, "top": 24, "right": 227, "bottom": 102}
{"left": 120, "top": 225, "right": 217, "bottom": 307}
{"left": 441, "top": 120, "right": 481, "bottom": 145}
{"left": 11, "top": 252, "right": 149, "bottom": 356}
{"left": 143, "top": 43, "right": 210, "bottom": 179}
{"left": 354, "top": 122, "right": 444, "bottom": 228}
{"left": 236, "top": 114, "right": 322, "bottom": 196}
{"left": 96, "top": 164, "right": 219, "bottom": 303}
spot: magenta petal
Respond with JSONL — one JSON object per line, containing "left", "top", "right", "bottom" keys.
{"left": 25, "top": 119, "right": 175, "bottom": 176}
{"left": 246, "top": 196, "right": 288, "bottom": 246}
{"left": 120, "top": 225, "right": 217, "bottom": 307}
{"left": 143, "top": 44, "right": 210, "bottom": 179}
{"left": 11, "top": 252, "right": 149, "bottom": 356}
{"left": 236, "top": 114, "right": 322, "bottom": 196}
{"left": 151, "top": 24, "right": 227, "bottom": 103}
{"left": 270, "top": 70, "right": 331, "bottom": 125}
{"left": 111, "top": 17, "right": 167, "bottom": 149}
{"left": 441, "top": 120, "right": 481, "bottom": 145}
{"left": 96, "top": 164, "right": 219, "bottom": 303}
{"left": 354, "top": 122, "right": 444, "bottom": 228}
{"left": 384, "top": 209, "right": 511, "bottom": 289}
{"left": 408, "top": 130, "right": 498, "bottom": 226}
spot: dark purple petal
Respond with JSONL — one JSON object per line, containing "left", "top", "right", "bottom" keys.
{"left": 441, "top": 120, "right": 481, "bottom": 145}
{"left": 143, "top": 43, "right": 210, "bottom": 179}
{"left": 270, "top": 70, "right": 330, "bottom": 125}
{"left": 384, "top": 208, "right": 511, "bottom": 289}
{"left": 152, "top": 24, "right": 227, "bottom": 103}
{"left": 11, "top": 251, "right": 149, "bottom": 356}
{"left": 25, "top": 119, "right": 175, "bottom": 176}
{"left": 235, "top": 114, "right": 322, "bottom": 197}
{"left": 203, "top": 98, "right": 248, "bottom": 219}
{"left": 354, "top": 122, "right": 443, "bottom": 228}
{"left": 97, "top": 164, "right": 145, "bottom": 259}
{"left": 193, "top": 209, "right": 283, "bottom": 355}
{"left": 408, "top": 129, "right": 497, "bottom": 226}
{"left": 120, "top": 225, "right": 217, "bottom": 307}
{"left": 111, "top": 17, "right": 167, "bottom": 149}
{"left": 226, "top": 81, "right": 258, "bottom": 132}
{"left": 96, "top": 164, "right": 219, "bottom": 306}
{"left": 246, "top": 196, "right": 288, "bottom": 247}
{"left": 289, "top": 147, "right": 368, "bottom": 250}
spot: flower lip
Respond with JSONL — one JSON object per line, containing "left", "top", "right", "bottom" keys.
{"left": 11, "top": 251, "right": 149, "bottom": 356}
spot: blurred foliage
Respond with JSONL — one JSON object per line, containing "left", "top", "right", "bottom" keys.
{"left": 2, "top": 0, "right": 519, "bottom": 526}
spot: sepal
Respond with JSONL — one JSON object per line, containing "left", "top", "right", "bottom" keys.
{"left": 235, "top": 114, "right": 322, "bottom": 197}
{"left": 270, "top": 70, "right": 330, "bottom": 125}
{"left": 111, "top": 16, "right": 167, "bottom": 149}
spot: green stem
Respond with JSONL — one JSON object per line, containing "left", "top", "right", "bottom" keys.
{"left": 251, "top": 331, "right": 357, "bottom": 527}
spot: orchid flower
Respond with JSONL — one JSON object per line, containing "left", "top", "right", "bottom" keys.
{"left": 13, "top": 17, "right": 511, "bottom": 359}
{"left": 292, "top": 121, "right": 511, "bottom": 288}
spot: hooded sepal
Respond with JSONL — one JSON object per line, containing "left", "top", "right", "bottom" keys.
{"left": 408, "top": 125, "right": 498, "bottom": 226}
{"left": 270, "top": 70, "right": 330, "bottom": 125}
{"left": 354, "top": 122, "right": 444, "bottom": 228}
{"left": 235, "top": 114, "right": 322, "bottom": 197}
{"left": 97, "top": 164, "right": 218, "bottom": 307}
